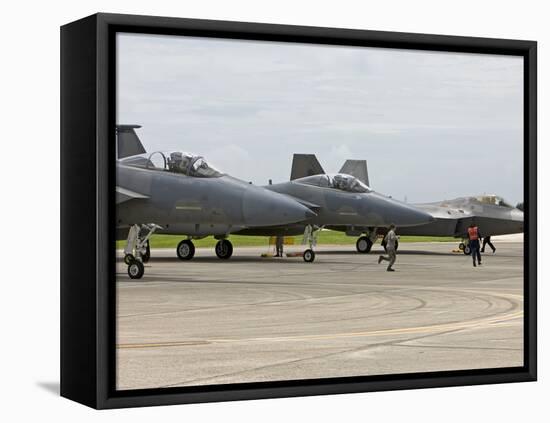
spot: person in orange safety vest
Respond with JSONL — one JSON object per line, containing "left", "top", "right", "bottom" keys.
{"left": 467, "top": 223, "right": 482, "bottom": 267}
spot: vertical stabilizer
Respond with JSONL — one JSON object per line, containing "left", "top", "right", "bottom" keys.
{"left": 339, "top": 159, "right": 369, "bottom": 186}
{"left": 117, "top": 125, "right": 146, "bottom": 158}
{"left": 290, "top": 154, "right": 325, "bottom": 180}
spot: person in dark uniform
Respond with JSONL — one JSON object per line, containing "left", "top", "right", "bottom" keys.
{"left": 481, "top": 235, "right": 496, "bottom": 254}
{"left": 467, "top": 223, "right": 482, "bottom": 267}
{"left": 275, "top": 235, "right": 284, "bottom": 257}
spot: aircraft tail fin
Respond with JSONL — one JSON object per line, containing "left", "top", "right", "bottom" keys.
{"left": 290, "top": 154, "right": 325, "bottom": 180}
{"left": 117, "top": 125, "right": 146, "bottom": 158}
{"left": 339, "top": 160, "right": 369, "bottom": 186}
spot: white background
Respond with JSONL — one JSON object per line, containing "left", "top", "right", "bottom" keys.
{"left": 1, "top": 0, "right": 546, "bottom": 421}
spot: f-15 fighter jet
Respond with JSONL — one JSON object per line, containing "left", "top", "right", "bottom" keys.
{"left": 236, "top": 154, "right": 434, "bottom": 261}
{"left": 116, "top": 125, "right": 315, "bottom": 278}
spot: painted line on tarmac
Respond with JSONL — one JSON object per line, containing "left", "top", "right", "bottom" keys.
{"left": 117, "top": 309, "right": 523, "bottom": 350}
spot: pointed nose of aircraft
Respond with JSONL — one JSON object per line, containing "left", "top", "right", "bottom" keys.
{"left": 370, "top": 193, "right": 434, "bottom": 227}
{"left": 511, "top": 208, "right": 524, "bottom": 222}
{"left": 242, "top": 188, "right": 315, "bottom": 227}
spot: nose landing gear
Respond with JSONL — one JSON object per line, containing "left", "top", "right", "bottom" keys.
{"left": 302, "top": 225, "right": 322, "bottom": 262}
{"left": 459, "top": 241, "right": 471, "bottom": 255}
{"left": 123, "top": 223, "right": 161, "bottom": 279}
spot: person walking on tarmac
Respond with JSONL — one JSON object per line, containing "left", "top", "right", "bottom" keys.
{"left": 467, "top": 223, "right": 482, "bottom": 267}
{"left": 378, "top": 224, "right": 398, "bottom": 271}
{"left": 481, "top": 235, "right": 496, "bottom": 254}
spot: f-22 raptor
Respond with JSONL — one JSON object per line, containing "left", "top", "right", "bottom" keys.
{"left": 337, "top": 156, "right": 524, "bottom": 254}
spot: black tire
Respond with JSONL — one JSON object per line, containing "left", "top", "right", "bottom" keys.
{"left": 215, "top": 240, "right": 233, "bottom": 259}
{"left": 124, "top": 254, "right": 134, "bottom": 265}
{"left": 142, "top": 241, "right": 151, "bottom": 263}
{"left": 458, "top": 242, "right": 465, "bottom": 251}
{"left": 463, "top": 245, "right": 471, "bottom": 255}
{"left": 303, "top": 249, "right": 315, "bottom": 262}
{"left": 127, "top": 260, "right": 144, "bottom": 279}
{"left": 356, "top": 236, "right": 373, "bottom": 253}
{"left": 176, "top": 240, "right": 195, "bottom": 260}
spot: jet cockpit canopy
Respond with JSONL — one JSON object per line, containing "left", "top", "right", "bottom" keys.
{"left": 297, "top": 173, "right": 372, "bottom": 193}
{"left": 129, "top": 151, "right": 222, "bottom": 177}
{"left": 166, "top": 152, "right": 222, "bottom": 178}
{"left": 475, "top": 195, "right": 513, "bottom": 208}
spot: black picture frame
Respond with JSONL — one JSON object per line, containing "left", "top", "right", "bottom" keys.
{"left": 60, "top": 12, "right": 537, "bottom": 409}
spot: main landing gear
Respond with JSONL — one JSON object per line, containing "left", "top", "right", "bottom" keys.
{"left": 302, "top": 225, "right": 322, "bottom": 262}
{"left": 176, "top": 239, "right": 195, "bottom": 260}
{"left": 356, "top": 229, "right": 377, "bottom": 253}
{"left": 124, "top": 223, "right": 161, "bottom": 279}
{"left": 176, "top": 237, "right": 234, "bottom": 260}
{"left": 215, "top": 239, "right": 233, "bottom": 259}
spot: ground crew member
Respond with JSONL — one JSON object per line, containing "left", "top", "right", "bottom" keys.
{"left": 275, "top": 235, "right": 284, "bottom": 257}
{"left": 481, "top": 235, "right": 496, "bottom": 254}
{"left": 378, "top": 224, "right": 398, "bottom": 271}
{"left": 467, "top": 223, "right": 482, "bottom": 267}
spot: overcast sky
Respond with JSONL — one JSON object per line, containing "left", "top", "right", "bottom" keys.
{"left": 117, "top": 33, "right": 523, "bottom": 204}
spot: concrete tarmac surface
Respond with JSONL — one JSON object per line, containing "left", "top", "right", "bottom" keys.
{"left": 116, "top": 241, "right": 524, "bottom": 390}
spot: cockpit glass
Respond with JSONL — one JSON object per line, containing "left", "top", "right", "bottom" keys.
{"left": 328, "top": 173, "right": 372, "bottom": 193}
{"left": 297, "top": 173, "right": 372, "bottom": 193}
{"left": 476, "top": 195, "right": 512, "bottom": 208}
{"left": 126, "top": 151, "right": 223, "bottom": 177}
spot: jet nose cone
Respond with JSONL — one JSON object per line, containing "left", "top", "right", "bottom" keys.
{"left": 511, "top": 209, "right": 524, "bottom": 222}
{"left": 243, "top": 189, "right": 314, "bottom": 226}
{"left": 372, "top": 194, "right": 433, "bottom": 227}
{"left": 397, "top": 204, "right": 434, "bottom": 226}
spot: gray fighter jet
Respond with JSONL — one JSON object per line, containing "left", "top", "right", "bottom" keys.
{"left": 391, "top": 195, "right": 524, "bottom": 254}
{"left": 236, "top": 154, "right": 434, "bottom": 261}
{"left": 337, "top": 157, "right": 524, "bottom": 254}
{"left": 116, "top": 125, "right": 315, "bottom": 277}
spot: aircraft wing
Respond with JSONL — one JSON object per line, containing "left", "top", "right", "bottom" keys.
{"left": 116, "top": 186, "right": 149, "bottom": 204}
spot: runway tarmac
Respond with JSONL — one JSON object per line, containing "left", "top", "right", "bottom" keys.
{"left": 116, "top": 241, "right": 524, "bottom": 390}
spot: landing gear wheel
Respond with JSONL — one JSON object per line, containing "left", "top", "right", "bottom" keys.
{"left": 127, "top": 260, "right": 144, "bottom": 279}
{"left": 356, "top": 236, "right": 373, "bottom": 253}
{"left": 303, "top": 249, "right": 315, "bottom": 263}
{"left": 458, "top": 242, "right": 465, "bottom": 251}
{"left": 142, "top": 241, "right": 151, "bottom": 263}
{"left": 124, "top": 254, "right": 135, "bottom": 265}
{"left": 463, "top": 245, "right": 471, "bottom": 255}
{"left": 215, "top": 240, "right": 233, "bottom": 259}
{"left": 177, "top": 240, "right": 195, "bottom": 260}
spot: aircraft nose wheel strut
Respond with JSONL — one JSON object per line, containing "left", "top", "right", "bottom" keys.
{"left": 124, "top": 223, "right": 161, "bottom": 279}
{"left": 302, "top": 225, "right": 321, "bottom": 262}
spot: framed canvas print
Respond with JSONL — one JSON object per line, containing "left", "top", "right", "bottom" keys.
{"left": 60, "top": 13, "right": 537, "bottom": 409}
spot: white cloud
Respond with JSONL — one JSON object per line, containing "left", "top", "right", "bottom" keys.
{"left": 117, "top": 33, "right": 524, "bottom": 203}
